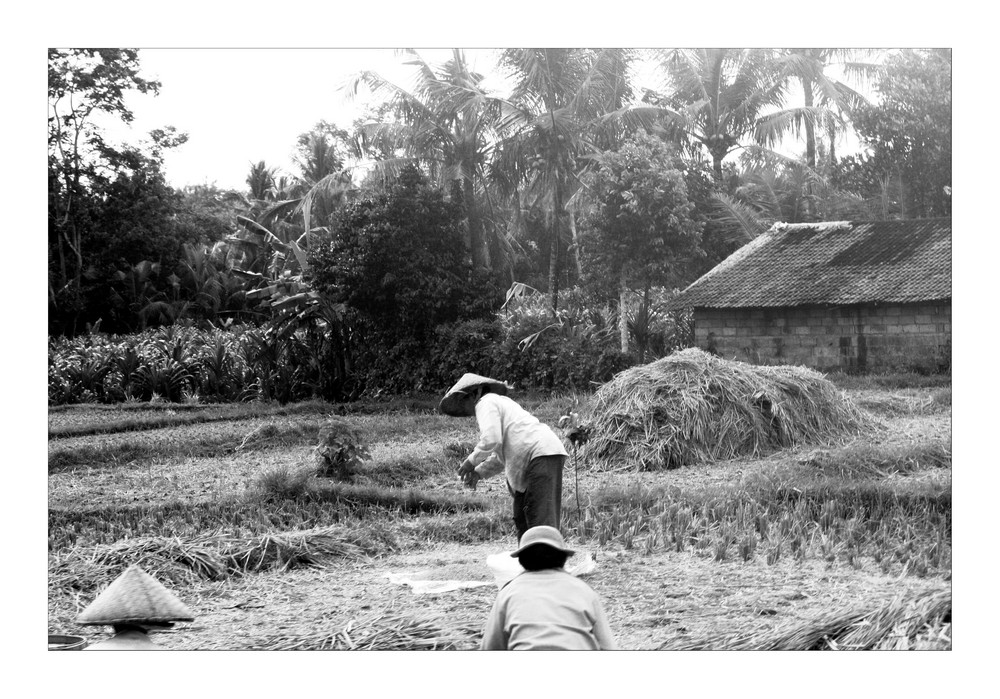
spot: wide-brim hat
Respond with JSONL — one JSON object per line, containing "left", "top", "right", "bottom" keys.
{"left": 510, "top": 525, "right": 576, "bottom": 558}
{"left": 439, "top": 373, "right": 511, "bottom": 417}
{"left": 77, "top": 565, "right": 194, "bottom": 626}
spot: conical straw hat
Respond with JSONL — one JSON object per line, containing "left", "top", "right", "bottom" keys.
{"left": 77, "top": 565, "right": 194, "bottom": 626}
{"left": 439, "top": 373, "right": 511, "bottom": 417}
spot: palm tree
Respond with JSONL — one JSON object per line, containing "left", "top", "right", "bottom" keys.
{"left": 245, "top": 160, "right": 278, "bottom": 201}
{"left": 648, "top": 48, "right": 787, "bottom": 184}
{"left": 343, "top": 49, "right": 500, "bottom": 268}
{"left": 490, "top": 48, "right": 648, "bottom": 310}
{"left": 757, "top": 49, "right": 882, "bottom": 172}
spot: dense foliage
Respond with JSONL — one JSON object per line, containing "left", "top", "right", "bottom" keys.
{"left": 836, "top": 49, "right": 952, "bottom": 219}
{"left": 47, "top": 48, "right": 952, "bottom": 402}
{"left": 310, "top": 167, "right": 504, "bottom": 393}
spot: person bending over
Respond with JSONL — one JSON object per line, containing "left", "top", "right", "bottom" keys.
{"left": 480, "top": 526, "right": 617, "bottom": 650}
{"left": 440, "top": 373, "right": 568, "bottom": 540}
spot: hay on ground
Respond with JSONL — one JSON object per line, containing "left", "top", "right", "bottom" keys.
{"left": 584, "top": 348, "right": 874, "bottom": 471}
{"left": 49, "top": 526, "right": 373, "bottom": 596}
{"left": 252, "top": 611, "right": 480, "bottom": 650}
{"left": 664, "top": 589, "right": 951, "bottom": 650}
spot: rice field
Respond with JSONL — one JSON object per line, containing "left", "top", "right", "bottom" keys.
{"left": 47, "top": 376, "right": 951, "bottom": 651}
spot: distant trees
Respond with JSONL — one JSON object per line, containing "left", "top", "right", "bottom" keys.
{"left": 49, "top": 49, "right": 163, "bottom": 334}
{"left": 310, "top": 166, "right": 502, "bottom": 391}
{"left": 579, "top": 131, "right": 703, "bottom": 353}
{"left": 345, "top": 50, "right": 499, "bottom": 269}
{"left": 836, "top": 49, "right": 951, "bottom": 219}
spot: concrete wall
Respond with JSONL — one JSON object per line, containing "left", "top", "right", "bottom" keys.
{"left": 694, "top": 301, "right": 951, "bottom": 373}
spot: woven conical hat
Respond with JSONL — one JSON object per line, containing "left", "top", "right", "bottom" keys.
{"left": 439, "top": 373, "right": 511, "bottom": 417}
{"left": 77, "top": 565, "right": 194, "bottom": 626}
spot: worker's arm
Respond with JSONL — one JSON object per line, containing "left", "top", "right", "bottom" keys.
{"left": 464, "top": 398, "right": 504, "bottom": 480}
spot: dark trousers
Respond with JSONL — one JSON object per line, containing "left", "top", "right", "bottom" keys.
{"left": 509, "top": 455, "right": 566, "bottom": 541}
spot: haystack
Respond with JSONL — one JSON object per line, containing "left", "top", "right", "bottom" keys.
{"left": 583, "top": 348, "right": 872, "bottom": 471}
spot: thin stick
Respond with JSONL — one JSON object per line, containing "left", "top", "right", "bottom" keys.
{"left": 573, "top": 445, "right": 581, "bottom": 515}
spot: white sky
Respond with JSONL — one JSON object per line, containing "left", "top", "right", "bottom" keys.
{"left": 100, "top": 48, "right": 506, "bottom": 191}
{"left": 97, "top": 47, "right": 873, "bottom": 193}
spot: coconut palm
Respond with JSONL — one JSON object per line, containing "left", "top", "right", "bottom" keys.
{"left": 648, "top": 48, "right": 787, "bottom": 183}
{"left": 343, "top": 49, "right": 501, "bottom": 268}
{"left": 756, "top": 49, "right": 882, "bottom": 172}
{"left": 490, "top": 48, "right": 652, "bottom": 310}
{"left": 245, "top": 160, "right": 278, "bottom": 201}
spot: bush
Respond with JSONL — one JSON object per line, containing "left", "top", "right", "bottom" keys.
{"left": 427, "top": 319, "right": 504, "bottom": 387}
{"left": 309, "top": 167, "right": 503, "bottom": 395}
{"left": 315, "top": 419, "right": 371, "bottom": 479}
{"left": 491, "top": 287, "right": 630, "bottom": 391}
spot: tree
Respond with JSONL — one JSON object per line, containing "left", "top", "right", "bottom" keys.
{"left": 837, "top": 49, "right": 951, "bottom": 219}
{"left": 492, "top": 48, "right": 647, "bottom": 311}
{"left": 310, "top": 166, "right": 501, "bottom": 391}
{"left": 758, "top": 50, "right": 881, "bottom": 171}
{"left": 579, "top": 131, "right": 703, "bottom": 353}
{"left": 649, "top": 49, "right": 786, "bottom": 183}
{"left": 755, "top": 49, "right": 882, "bottom": 217}
{"left": 48, "top": 48, "right": 162, "bottom": 334}
{"left": 344, "top": 50, "right": 500, "bottom": 269}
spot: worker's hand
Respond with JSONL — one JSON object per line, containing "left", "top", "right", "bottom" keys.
{"left": 462, "top": 469, "right": 481, "bottom": 490}
{"left": 456, "top": 459, "right": 475, "bottom": 477}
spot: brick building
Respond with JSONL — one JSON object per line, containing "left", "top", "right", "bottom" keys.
{"left": 669, "top": 219, "right": 951, "bottom": 373}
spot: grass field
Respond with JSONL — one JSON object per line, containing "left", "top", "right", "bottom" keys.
{"left": 47, "top": 381, "right": 951, "bottom": 650}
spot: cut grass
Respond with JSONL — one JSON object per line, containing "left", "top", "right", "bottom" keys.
{"left": 826, "top": 372, "right": 951, "bottom": 391}
{"left": 664, "top": 589, "right": 951, "bottom": 650}
{"left": 49, "top": 524, "right": 394, "bottom": 595}
{"left": 49, "top": 479, "right": 491, "bottom": 552}
{"left": 48, "top": 419, "right": 320, "bottom": 472}
{"left": 49, "top": 413, "right": 468, "bottom": 473}
{"left": 251, "top": 611, "right": 482, "bottom": 650}
{"left": 48, "top": 401, "right": 333, "bottom": 438}
{"left": 797, "top": 439, "right": 951, "bottom": 478}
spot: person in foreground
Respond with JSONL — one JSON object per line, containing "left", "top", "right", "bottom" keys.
{"left": 440, "top": 373, "right": 568, "bottom": 540}
{"left": 480, "top": 526, "right": 618, "bottom": 650}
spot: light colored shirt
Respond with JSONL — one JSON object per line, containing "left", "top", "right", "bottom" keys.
{"left": 480, "top": 569, "right": 618, "bottom": 650}
{"left": 84, "top": 630, "right": 162, "bottom": 650}
{"left": 468, "top": 393, "right": 568, "bottom": 492}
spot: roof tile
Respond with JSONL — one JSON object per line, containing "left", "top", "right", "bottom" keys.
{"left": 671, "top": 219, "right": 951, "bottom": 308}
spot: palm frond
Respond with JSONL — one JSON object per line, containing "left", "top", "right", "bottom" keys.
{"left": 711, "top": 191, "right": 769, "bottom": 243}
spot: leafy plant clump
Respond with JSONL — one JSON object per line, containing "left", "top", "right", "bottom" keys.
{"left": 315, "top": 419, "right": 371, "bottom": 479}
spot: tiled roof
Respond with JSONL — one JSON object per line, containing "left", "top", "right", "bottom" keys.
{"left": 670, "top": 219, "right": 951, "bottom": 309}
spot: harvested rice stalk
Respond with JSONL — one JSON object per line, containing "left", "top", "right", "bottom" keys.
{"left": 253, "top": 612, "right": 480, "bottom": 651}
{"left": 664, "top": 589, "right": 950, "bottom": 650}
{"left": 584, "top": 348, "right": 874, "bottom": 471}
{"left": 49, "top": 526, "right": 377, "bottom": 596}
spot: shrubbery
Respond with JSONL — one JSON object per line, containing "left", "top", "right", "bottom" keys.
{"left": 49, "top": 324, "right": 338, "bottom": 405}
{"left": 49, "top": 283, "right": 698, "bottom": 405}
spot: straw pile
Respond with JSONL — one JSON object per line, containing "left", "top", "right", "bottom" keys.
{"left": 252, "top": 611, "right": 480, "bottom": 650}
{"left": 583, "top": 348, "right": 872, "bottom": 471}
{"left": 665, "top": 589, "right": 951, "bottom": 650}
{"left": 49, "top": 526, "right": 374, "bottom": 595}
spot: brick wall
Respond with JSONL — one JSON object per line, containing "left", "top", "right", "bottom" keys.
{"left": 694, "top": 301, "right": 951, "bottom": 373}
